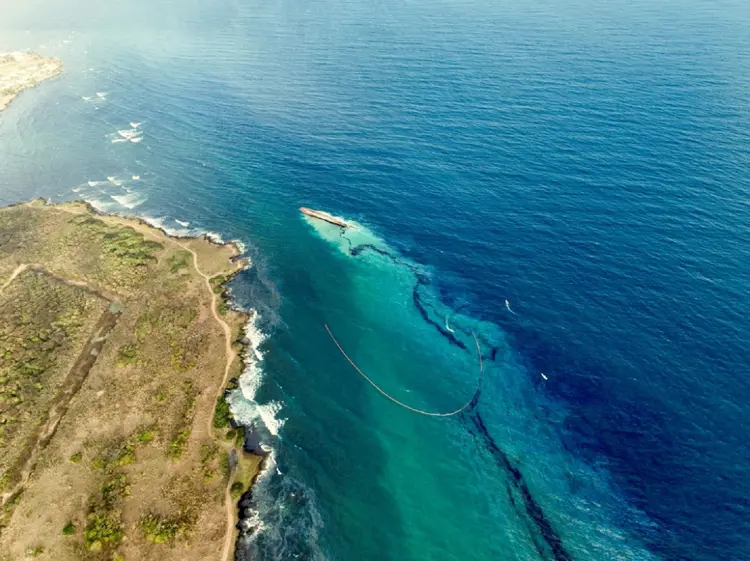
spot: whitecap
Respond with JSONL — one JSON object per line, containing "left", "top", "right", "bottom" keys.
{"left": 132, "top": 175, "right": 140, "bottom": 181}
{"left": 204, "top": 231, "right": 226, "bottom": 244}
{"left": 130, "top": 137, "right": 143, "bottom": 144}
{"left": 111, "top": 138, "right": 128, "bottom": 144}
{"left": 86, "top": 198, "right": 118, "bottom": 213}
{"left": 227, "top": 313, "right": 286, "bottom": 437}
{"left": 139, "top": 215, "right": 192, "bottom": 238}
{"left": 117, "top": 129, "right": 138, "bottom": 139}
{"left": 175, "top": 219, "right": 190, "bottom": 228}
{"left": 233, "top": 239, "right": 248, "bottom": 254}
{"left": 96, "top": 92, "right": 107, "bottom": 99}
{"left": 242, "top": 312, "right": 268, "bottom": 376}
{"left": 129, "top": 121, "right": 142, "bottom": 129}
{"left": 112, "top": 193, "right": 146, "bottom": 209}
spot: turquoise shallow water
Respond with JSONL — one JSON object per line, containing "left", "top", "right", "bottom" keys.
{"left": 2, "top": 1, "right": 750, "bottom": 560}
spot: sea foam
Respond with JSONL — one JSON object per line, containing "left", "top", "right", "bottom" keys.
{"left": 118, "top": 129, "right": 139, "bottom": 139}
{"left": 112, "top": 193, "right": 146, "bottom": 209}
{"left": 228, "top": 313, "right": 287, "bottom": 438}
{"left": 237, "top": 447, "right": 326, "bottom": 561}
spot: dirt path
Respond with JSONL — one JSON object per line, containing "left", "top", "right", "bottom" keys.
{"left": 0, "top": 263, "right": 29, "bottom": 294}
{"left": 54, "top": 205, "right": 241, "bottom": 561}
{"left": 172, "top": 240, "right": 240, "bottom": 561}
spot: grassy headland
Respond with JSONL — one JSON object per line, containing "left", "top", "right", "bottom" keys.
{"left": 0, "top": 52, "right": 62, "bottom": 111}
{"left": 0, "top": 200, "right": 261, "bottom": 561}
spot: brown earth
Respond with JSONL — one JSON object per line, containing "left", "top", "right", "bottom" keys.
{"left": 0, "top": 200, "right": 261, "bottom": 561}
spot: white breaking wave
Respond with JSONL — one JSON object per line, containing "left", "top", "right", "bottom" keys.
{"left": 87, "top": 198, "right": 118, "bottom": 213}
{"left": 138, "top": 215, "right": 193, "bottom": 238}
{"left": 87, "top": 180, "right": 104, "bottom": 187}
{"left": 238, "top": 447, "right": 327, "bottom": 561}
{"left": 202, "top": 232, "right": 246, "bottom": 254}
{"left": 244, "top": 311, "right": 268, "bottom": 362}
{"left": 228, "top": 312, "right": 286, "bottom": 437}
{"left": 238, "top": 449, "right": 276, "bottom": 537}
{"left": 117, "top": 129, "right": 139, "bottom": 139}
{"left": 175, "top": 219, "right": 190, "bottom": 228}
{"left": 112, "top": 193, "right": 146, "bottom": 209}
{"left": 132, "top": 175, "right": 140, "bottom": 181}
{"left": 111, "top": 138, "right": 127, "bottom": 144}
{"left": 204, "top": 231, "right": 226, "bottom": 244}
{"left": 234, "top": 239, "right": 248, "bottom": 254}
{"left": 231, "top": 393, "right": 285, "bottom": 438}
{"left": 130, "top": 136, "right": 143, "bottom": 144}
{"left": 96, "top": 92, "right": 107, "bottom": 99}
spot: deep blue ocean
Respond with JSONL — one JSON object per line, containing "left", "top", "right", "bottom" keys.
{"left": 2, "top": 1, "right": 750, "bottom": 560}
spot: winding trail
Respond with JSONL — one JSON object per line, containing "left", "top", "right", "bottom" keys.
{"left": 0, "top": 264, "right": 29, "bottom": 294}
{"left": 53, "top": 204, "right": 242, "bottom": 560}
{"left": 172, "top": 240, "right": 240, "bottom": 561}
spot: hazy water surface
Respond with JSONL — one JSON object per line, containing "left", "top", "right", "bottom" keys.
{"left": 2, "top": 1, "right": 750, "bottom": 560}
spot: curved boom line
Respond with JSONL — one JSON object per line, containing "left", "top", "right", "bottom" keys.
{"left": 324, "top": 323, "right": 483, "bottom": 417}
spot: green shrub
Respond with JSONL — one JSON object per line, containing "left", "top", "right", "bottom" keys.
{"left": 230, "top": 481, "right": 244, "bottom": 500}
{"left": 219, "top": 451, "right": 231, "bottom": 479}
{"left": 140, "top": 513, "right": 184, "bottom": 544}
{"left": 167, "top": 251, "right": 191, "bottom": 273}
{"left": 62, "top": 521, "right": 76, "bottom": 535}
{"left": 92, "top": 440, "right": 136, "bottom": 471}
{"left": 234, "top": 426, "right": 245, "bottom": 447}
{"left": 209, "top": 275, "right": 227, "bottom": 293}
{"left": 213, "top": 397, "right": 232, "bottom": 429}
{"left": 69, "top": 451, "right": 83, "bottom": 463}
{"left": 84, "top": 511, "right": 123, "bottom": 550}
{"left": 136, "top": 427, "right": 156, "bottom": 444}
{"left": 168, "top": 429, "right": 190, "bottom": 459}
{"left": 116, "top": 344, "right": 138, "bottom": 367}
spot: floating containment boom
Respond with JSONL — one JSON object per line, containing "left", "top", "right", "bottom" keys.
{"left": 300, "top": 207, "right": 349, "bottom": 228}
